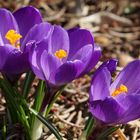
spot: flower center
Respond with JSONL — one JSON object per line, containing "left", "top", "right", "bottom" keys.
{"left": 5, "top": 29, "right": 22, "bottom": 49}
{"left": 111, "top": 84, "right": 128, "bottom": 97}
{"left": 55, "top": 49, "right": 67, "bottom": 60}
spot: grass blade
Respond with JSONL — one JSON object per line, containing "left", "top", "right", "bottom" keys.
{"left": 45, "top": 86, "right": 65, "bottom": 117}
{"left": 30, "top": 108, "right": 63, "bottom": 140}
{"left": 22, "top": 71, "right": 35, "bottom": 99}
{"left": 33, "top": 80, "right": 45, "bottom": 112}
{"left": 0, "top": 78, "right": 31, "bottom": 140}
{"left": 31, "top": 80, "right": 45, "bottom": 134}
{"left": 79, "top": 114, "right": 95, "bottom": 140}
{"left": 96, "top": 126, "right": 120, "bottom": 140}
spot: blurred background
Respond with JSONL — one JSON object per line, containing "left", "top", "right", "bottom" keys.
{"left": 0, "top": 0, "right": 139, "bottom": 67}
{"left": 0, "top": 0, "right": 140, "bottom": 139}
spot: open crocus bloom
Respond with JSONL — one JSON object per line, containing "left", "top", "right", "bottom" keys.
{"left": 89, "top": 59, "right": 140, "bottom": 125}
{"left": 0, "top": 6, "right": 42, "bottom": 79}
{"left": 29, "top": 25, "right": 101, "bottom": 86}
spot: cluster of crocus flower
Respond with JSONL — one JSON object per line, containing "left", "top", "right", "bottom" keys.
{"left": 0, "top": 6, "right": 42, "bottom": 81}
{"left": 0, "top": 6, "right": 140, "bottom": 128}
{"left": 0, "top": 6, "right": 101, "bottom": 85}
{"left": 89, "top": 59, "right": 140, "bottom": 124}
{"left": 29, "top": 26, "right": 101, "bottom": 86}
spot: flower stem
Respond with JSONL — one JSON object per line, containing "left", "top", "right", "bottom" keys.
{"left": 79, "top": 113, "right": 96, "bottom": 140}
{"left": 45, "top": 86, "right": 65, "bottom": 117}
{"left": 22, "top": 71, "right": 35, "bottom": 99}
{"left": 29, "top": 108, "right": 63, "bottom": 140}
{"left": 31, "top": 80, "right": 45, "bottom": 140}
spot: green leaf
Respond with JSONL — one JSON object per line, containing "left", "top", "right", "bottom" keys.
{"left": 96, "top": 126, "right": 120, "bottom": 140}
{"left": 79, "top": 114, "right": 95, "bottom": 140}
{"left": 1, "top": 116, "right": 6, "bottom": 140}
{"left": 0, "top": 78, "right": 31, "bottom": 140}
{"left": 45, "top": 86, "right": 65, "bottom": 117}
{"left": 33, "top": 80, "right": 45, "bottom": 112}
{"left": 29, "top": 108, "right": 63, "bottom": 140}
{"left": 0, "top": 78, "right": 19, "bottom": 122}
{"left": 84, "top": 114, "right": 96, "bottom": 137}
{"left": 31, "top": 80, "right": 45, "bottom": 131}
{"left": 22, "top": 71, "right": 35, "bottom": 99}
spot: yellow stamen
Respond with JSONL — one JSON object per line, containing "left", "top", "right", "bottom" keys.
{"left": 55, "top": 49, "right": 67, "bottom": 60}
{"left": 5, "top": 29, "right": 22, "bottom": 48}
{"left": 111, "top": 84, "right": 128, "bottom": 97}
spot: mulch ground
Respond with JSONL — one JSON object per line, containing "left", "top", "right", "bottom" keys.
{"left": 0, "top": 0, "right": 140, "bottom": 139}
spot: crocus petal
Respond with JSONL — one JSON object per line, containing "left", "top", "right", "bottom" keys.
{"left": 0, "top": 9, "right": 19, "bottom": 44}
{"left": 100, "top": 59, "right": 118, "bottom": 74}
{"left": 55, "top": 60, "right": 84, "bottom": 85}
{"left": 40, "top": 51, "right": 62, "bottom": 84}
{"left": 90, "top": 97, "right": 124, "bottom": 124}
{"left": 105, "top": 58, "right": 118, "bottom": 74}
{"left": 81, "top": 44, "right": 101, "bottom": 74}
{"left": 0, "top": 33, "right": 4, "bottom": 46}
{"left": 0, "top": 45, "right": 29, "bottom": 74}
{"left": 67, "top": 27, "right": 79, "bottom": 34}
{"left": 29, "top": 40, "right": 49, "bottom": 80}
{"left": 70, "top": 44, "right": 93, "bottom": 73}
{"left": 110, "top": 60, "right": 140, "bottom": 94}
{"left": 68, "top": 28, "right": 94, "bottom": 60}
{"left": 90, "top": 67, "right": 111, "bottom": 101}
{"left": 71, "top": 44, "right": 93, "bottom": 61}
{"left": 90, "top": 59, "right": 118, "bottom": 101}
{"left": 116, "top": 94, "right": 140, "bottom": 124}
{"left": 0, "top": 45, "right": 13, "bottom": 70}
{"left": 13, "top": 6, "right": 42, "bottom": 44}
{"left": 21, "top": 22, "right": 52, "bottom": 51}
{"left": 26, "top": 39, "right": 48, "bottom": 80}
{"left": 48, "top": 25, "right": 69, "bottom": 55}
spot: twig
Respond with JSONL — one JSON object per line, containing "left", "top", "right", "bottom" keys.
{"left": 76, "top": 111, "right": 83, "bottom": 125}
{"left": 55, "top": 114, "right": 84, "bottom": 128}
{"left": 62, "top": 105, "right": 75, "bottom": 114}
{"left": 44, "top": 8, "right": 66, "bottom": 21}
{"left": 66, "top": 112, "right": 76, "bottom": 122}
{"left": 132, "top": 127, "right": 138, "bottom": 140}
{"left": 80, "top": 11, "right": 133, "bottom": 26}
{"left": 77, "top": 96, "right": 88, "bottom": 103}
{"left": 114, "top": 128, "right": 127, "bottom": 140}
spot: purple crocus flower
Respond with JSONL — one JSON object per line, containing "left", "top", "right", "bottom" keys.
{"left": 0, "top": 6, "right": 42, "bottom": 80}
{"left": 89, "top": 59, "right": 140, "bottom": 125}
{"left": 29, "top": 24, "right": 101, "bottom": 86}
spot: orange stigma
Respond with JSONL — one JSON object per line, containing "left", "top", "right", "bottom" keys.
{"left": 111, "top": 84, "right": 128, "bottom": 97}
{"left": 5, "top": 29, "right": 22, "bottom": 48}
{"left": 55, "top": 49, "right": 67, "bottom": 60}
